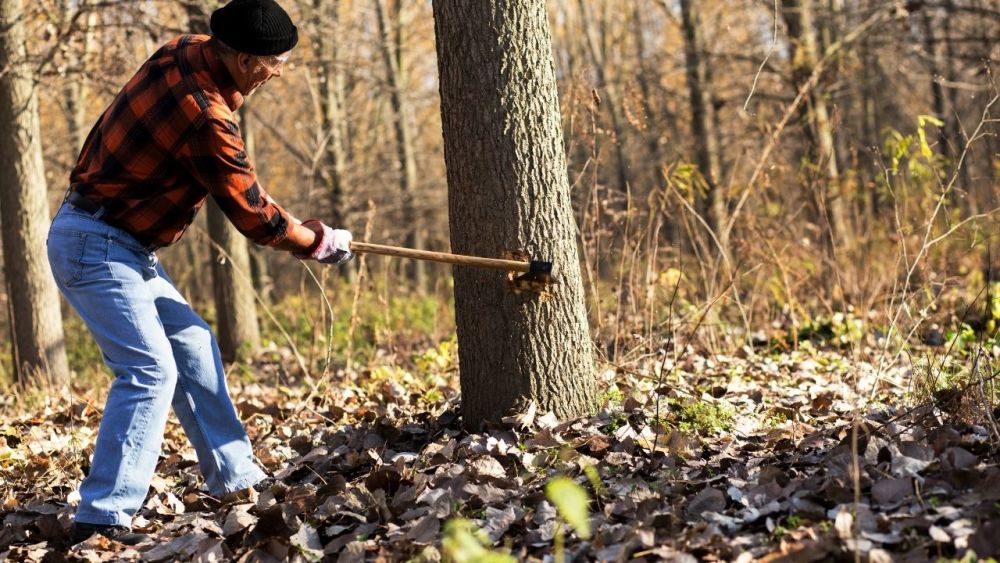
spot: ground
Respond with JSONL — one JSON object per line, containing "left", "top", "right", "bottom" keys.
{"left": 1, "top": 339, "right": 999, "bottom": 562}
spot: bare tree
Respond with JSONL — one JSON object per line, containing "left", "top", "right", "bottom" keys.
{"left": 312, "top": 0, "right": 348, "bottom": 227}
{"left": 0, "top": 0, "right": 70, "bottom": 385}
{"left": 241, "top": 104, "right": 274, "bottom": 304}
{"left": 185, "top": 1, "right": 261, "bottom": 362}
{"left": 782, "top": 0, "right": 851, "bottom": 251}
{"left": 433, "top": 0, "right": 598, "bottom": 426}
{"left": 375, "top": 0, "right": 425, "bottom": 291}
{"left": 679, "top": 0, "right": 726, "bottom": 247}
{"left": 576, "top": 0, "right": 632, "bottom": 196}
{"left": 61, "top": 2, "right": 99, "bottom": 155}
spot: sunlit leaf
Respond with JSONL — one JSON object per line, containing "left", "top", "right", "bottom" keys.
{"left": 545, "top": 476, "right": 591, "bottom": 539}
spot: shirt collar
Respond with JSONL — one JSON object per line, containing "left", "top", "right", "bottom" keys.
{"left": 201, "top": 39, "right": 244, "bottom": 111}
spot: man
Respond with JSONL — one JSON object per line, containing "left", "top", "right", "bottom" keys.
{"left": 46, "top": 0, "right": 348, "bottom": 545}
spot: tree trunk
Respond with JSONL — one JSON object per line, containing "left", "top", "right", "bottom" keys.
{"left": 577, "top": 0, "right": 631, "bottom": 196}
{"left": 859, "top": 0, "right": 878, "bottom": 222}
{"left": 0, "top": 0, "right": 70, "bottom": 386}
{"left": 941, "top": 0, "right": 976, "bottom": 215}
{"left": 376, "top": 0, "right": 426, "bottom": 292}
{"left": 782, "top": 0, "right": 851, "bottom": 251}
{"left": 207, "top": 196, "right": 261, "bottom": 363}
{"left": 240, "top": 104, "right": 273, "bottom": 304}
{"left": 184, "top": 2, "right": 260, "bottom": 362}
{"left": 313, "top": 0, "right": 348, "bottom": 227}
{"left": 432, "top": 0, "right": 598, "bottom": 426}
{"left": 62, "top": 5, "right": 98, "bottom": 155}
{"left": 679, "top": 0, "right": 726, "bottom": 248}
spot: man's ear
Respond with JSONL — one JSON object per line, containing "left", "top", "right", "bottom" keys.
{"left": 237, "top": 52, "right": 254, "bottom": 74}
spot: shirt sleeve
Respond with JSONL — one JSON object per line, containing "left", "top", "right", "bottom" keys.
{"left": 176, "top": 113, "right": 293, "bottom": 247}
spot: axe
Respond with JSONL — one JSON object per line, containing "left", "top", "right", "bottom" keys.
{"left": 349, "top": 241, "right": 554, "bottom": 290}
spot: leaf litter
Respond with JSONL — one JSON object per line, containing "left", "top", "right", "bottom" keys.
{"left": 2, "top": 343, "right": 999, "bottom": 561}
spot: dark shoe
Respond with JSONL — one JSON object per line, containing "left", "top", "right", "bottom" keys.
{"left": 71, "top": 522, "right": 150, "bottom": 545}
{"left": 253, "top": 477, "right": 277, "bottom": 493}
{"left": 220, "top": 476, "right": 277, "bottom": 505}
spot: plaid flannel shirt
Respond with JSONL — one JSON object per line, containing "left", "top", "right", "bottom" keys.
{"left": 68, "top": 35, "right": 292, "bottom": 250}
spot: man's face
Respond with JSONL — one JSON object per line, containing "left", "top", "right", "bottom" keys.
{"left": 235, "top": 51, "right": 290, "bottom": 97}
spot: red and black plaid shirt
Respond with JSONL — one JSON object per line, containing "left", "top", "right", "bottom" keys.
{"left": 68, "top": 35, "right": 292, "bottom": 250}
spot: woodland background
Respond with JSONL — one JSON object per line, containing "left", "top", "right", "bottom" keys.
{"left": 1, "top": 0, "right": 1000, "bottom": 560}
{"left": 0, "top": 0, "right": 998, "bottom": 377}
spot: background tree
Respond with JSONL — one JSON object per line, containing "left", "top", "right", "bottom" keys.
{"left": 310, "top": 0, "right": 348, "bottom": 228}
{"left": 432, "top": 0, "right": 598, "bottom": 425}
{"left": 375, "top": 0, "right": 425, "bottom": 291}
{"left": 2, "top": 0, "right": 998, "bottom": 386}
{"left": 0, "top": 0, "right": 70, "bottom": 386}
{"left": 679, "top": 0, "right": 725, "bottom": 249}
{"left": 781, "top": 0, "right": 851, "bottom": 254}
{"left": 185, "top": 1, "right": 261, "bottom": 362}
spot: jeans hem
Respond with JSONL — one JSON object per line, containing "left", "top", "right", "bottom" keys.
{"left": 213, "top": 467, "right": 269, "bottom": 496}
{"left": 73, "top": 510, "right": 131, "bottom": 528}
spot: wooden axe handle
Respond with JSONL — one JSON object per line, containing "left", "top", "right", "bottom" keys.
{"left": 349, "top": 241, "right": 530, "bottom": 272}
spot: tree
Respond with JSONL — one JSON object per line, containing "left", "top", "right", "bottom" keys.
{"left": 432, "top": 0, "right": 597, "bottom": 426}
{"left": 241, "top": 104, "right": 274, "bottom": 304}
{"left": 184, "top": 2, "right": 261, "bottom": 362}
{"left": 375, "top": 0, "right": 426, "bottom": 291}
{"left": 679, "top": 0, "right": 726, "bottom": 247}
{"left": 311, "top": 0, "right": 348, "bottom": 227}
{"left": 576, "top": 0, "right": 632, "bottom": 196}
{"left": 60, "top": 2, "right": 99, "bottom": 155}
{"left": 207, "top": 195, "right": 261, "bottom": 362}
{"left": 781, "top": 0, "right": 851, "bottom": 252}
{"left": 0, "top": 0, "right": 70, "bottom": 385}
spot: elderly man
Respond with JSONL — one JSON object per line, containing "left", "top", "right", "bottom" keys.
{"left": 46, "top": 0, "right": 348, "bottom": 545}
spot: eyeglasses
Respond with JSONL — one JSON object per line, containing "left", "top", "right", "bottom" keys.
{"left": 259, "top": 52, "right": 292, "bottom": 73}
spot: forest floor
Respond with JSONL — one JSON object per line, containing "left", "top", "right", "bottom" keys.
{"left": 1, "top": 336, "right": 999, "bottom": 562}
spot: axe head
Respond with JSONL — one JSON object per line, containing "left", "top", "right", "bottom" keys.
{"left": 506, "top": 252, "right": 554, "bottom": 298}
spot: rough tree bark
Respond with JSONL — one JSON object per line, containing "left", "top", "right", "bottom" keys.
{"left": 0, "top": 0, "right": 70, "bottom": 385}
{"left": 432, "top": 0, "right": 598, "bottom": 426}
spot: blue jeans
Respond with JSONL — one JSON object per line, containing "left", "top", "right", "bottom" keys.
{"left": 47, "top": 204, "right": 266, "bottom": 527}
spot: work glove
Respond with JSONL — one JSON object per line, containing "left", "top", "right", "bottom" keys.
{"left": 295, "top": 219, "right": 354, "bottom": 265}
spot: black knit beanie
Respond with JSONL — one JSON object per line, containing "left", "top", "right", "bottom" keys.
{"left": 210, "top": 0, "right": 298, "bottom": 56}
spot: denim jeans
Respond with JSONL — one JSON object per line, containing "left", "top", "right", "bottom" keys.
{"left": 47, "top": 204, "right": 266, "bottom": 527}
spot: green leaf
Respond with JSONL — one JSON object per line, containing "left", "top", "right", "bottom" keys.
{"left": 916, "top": 114, "right": 944, "bottom": 160}
{"left": 545, "top": 476, "right": 592, "bottom": 539}
{"left": 441, "top": 519, "right": 516, "bottom": 563}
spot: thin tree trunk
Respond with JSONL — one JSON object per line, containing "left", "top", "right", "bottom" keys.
{"left": 782, "top": 0, "right": 850, "bottom": 251}
{"left": 240, "top": 104, "right": 273, "bottom": 305}
{"left": 0, "top": 0, "right": 70, "bottom": 386}
{"left": 679, "top": 0, "right": 726, "bottom": 249}
{"left": 63, "top": 7, "right": 98, "bottom": 155}
{"left": 184, "top": 2, "right": 261, "bottom": 362}
{"left": 920, "top": 4, "right": 966, "bottom": 214}
{"left": 313, "top": 0, "right": 347, "bottom": 227}
{"left": 942, "top": 0, "right": 976, "bottom": 215}
{"left": 577, "top": 0, "right": 631, "bottom": 195}
{"left": 376, "top": 0, "right": 425, "bottom": 292}
{"left": 630, "top": 4, "right": 667, "bottom": 183}
{"left": 433, "top": 0, "right": 598, "bottom": 426}
{"left": 207, "top": 198, "right": 261, "bottom": 363}
{"left": 860, "top": 0, "right": 880, "bottom": 222}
